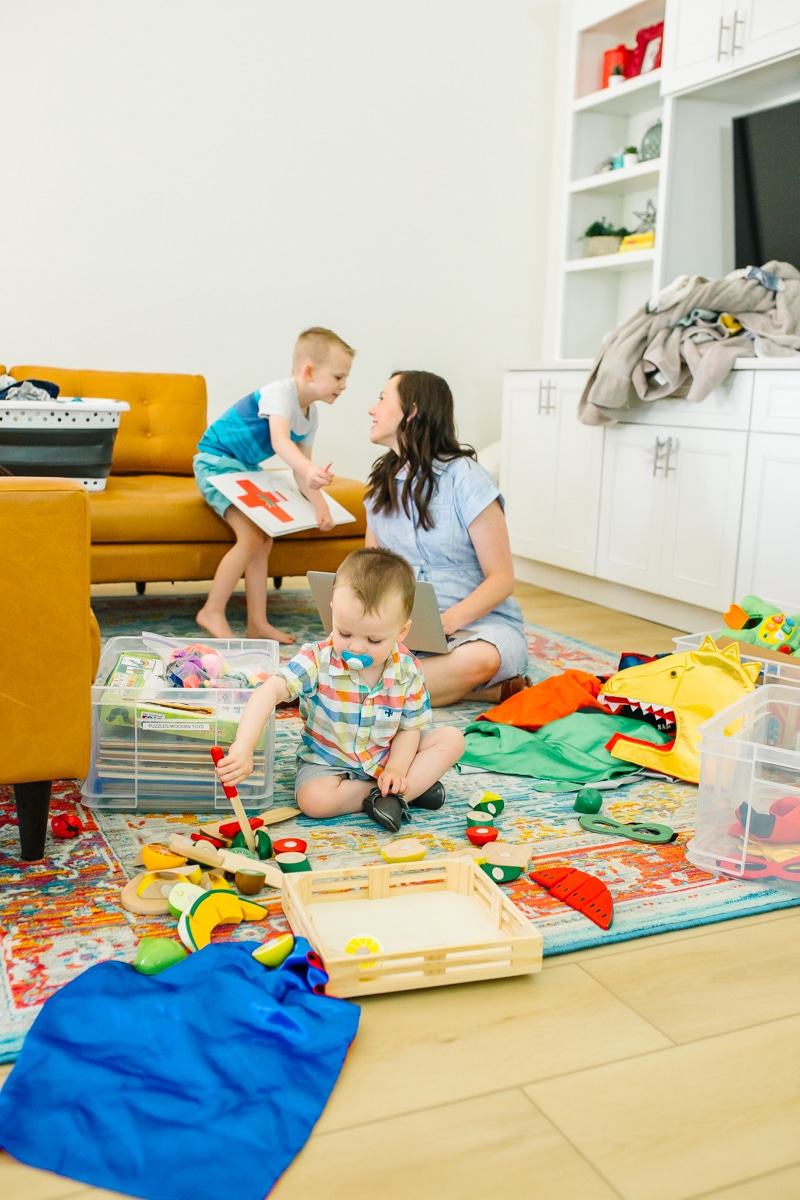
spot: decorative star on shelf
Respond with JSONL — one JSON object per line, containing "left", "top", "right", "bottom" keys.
{"left": 633, "top": 199, "right": 657, "bottom": 234}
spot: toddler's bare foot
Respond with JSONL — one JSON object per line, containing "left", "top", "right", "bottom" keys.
{"left": 197, "top": 606, "right": 234, "bottom": 639}
{"left": 247, "top": 621, "right": 296, "bottom": 645}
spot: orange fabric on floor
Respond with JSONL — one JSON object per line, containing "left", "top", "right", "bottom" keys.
{"left": 478, "top": 669, "right": 610, "bottom": 731}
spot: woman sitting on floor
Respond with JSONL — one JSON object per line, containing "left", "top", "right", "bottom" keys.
{"left": 365, "top": 369, "right": 529, "bottom": 707}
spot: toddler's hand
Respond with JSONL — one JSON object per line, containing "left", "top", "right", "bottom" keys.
{"left": 379, "top": 769, "right": 408, "bottom": 797}
{"left": 216, "top": 741, "right": 254, "bottom": 786}
{"left": 304, "top": 463, "right": 334, "bottom": 490}
{"left": 316, "top": 504, "right": 334, "bottom": 532}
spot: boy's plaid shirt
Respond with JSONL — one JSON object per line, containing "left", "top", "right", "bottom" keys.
{"left": 276, "top": 636, "right": 432, "bottom": 775}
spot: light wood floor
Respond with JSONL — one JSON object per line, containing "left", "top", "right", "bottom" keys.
{"left": 2, "top": 582, "right": 799, "bottom": 1200}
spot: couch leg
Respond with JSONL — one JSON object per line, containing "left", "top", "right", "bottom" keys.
{"left": 136, "top": 581, "right": 146, "bottom": 595}
{"left": 273, "top": 577, "right": 283, "bottom": 590}
{"left": 13, "top": 780, "right": 53, "bottom": 861}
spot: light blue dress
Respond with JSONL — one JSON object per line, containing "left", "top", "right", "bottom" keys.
{"left": 365, "top": 457, "right": 529, "bottom": 686}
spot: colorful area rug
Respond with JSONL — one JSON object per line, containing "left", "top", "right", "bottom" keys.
{"left": 2, "top": 590, "right": 797, "bottom": 1062}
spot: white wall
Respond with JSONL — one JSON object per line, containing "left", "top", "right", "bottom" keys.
{"left": 1, "top": 0, "right": 560, "bottom": 481}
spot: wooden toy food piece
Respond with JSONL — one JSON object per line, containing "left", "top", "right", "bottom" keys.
{"left": 51, "top": 812, "right": 83, "bottom": 838}
{"left": 167, "top": 834, "right": 283, "bottom": 890}
{"left": 574, "top": 788, "right": 603, "bottom": 814}
{"left": 252, "top": 933, "right": 294, "bottom": 967}
{"left": 198, "top": 807, "right": 301, "bottom": 839}
{"left": 381, "top": 837, "right": 426, "bottom": 863}
{"left": 191, "top": 831, "right": 226, "bottom": 850}
{"left": 446, "top": 847, "right": 487, "bottom": 865}
{"left": 466, "top": 810, "right": 495, "bottom": 828}
{"left": 133, "top": 937, "right": 188, "bottom": 975}
{"left": 218, "top": 816, "right": 265, "bottom": 839}
{"left": 166, "top": 881, "right": 206, "bottom": 918}
{"left": 120, "top": 865, "right": 202, "bottom": 915}
{"left": 275, "top": 851, "right": 311, "bottom": 873}
{"left": 467, "top": 825, "right": 499, "bottom": 847}
{"left": 480, "top": 841, "right": 532, "bottom": 883}
{"left": 272, "top": 838, "right": 308, "bottom": 856}
{"left": 141, "top": 842, "right": 188, "bottom": 871}
{"left": 178, "top": 890, "right": 270, "bottom": 952}
{"left": 235, "top": 868, "right": 268, "bottom": 895}
{"left": 344, "top": 935, "right": 382, "bottom": 966}
{"left": 469, "top": 791, "right": 505, "bottom": 816}
{"left": 232, "top": 828, "right": 272, "bottom": 859}
{"left": 529, "top": 865, "right": 613, "bottom": 930}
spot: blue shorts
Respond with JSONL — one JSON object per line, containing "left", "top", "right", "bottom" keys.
{"left": 193, "top": 451, "right": 254, "bottom": 520}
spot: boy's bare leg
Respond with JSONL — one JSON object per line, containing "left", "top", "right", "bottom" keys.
{"left": 297, "top": 775, "right": 374, "bottom": 820}
{"left": 400, "top": 726, "right": 465, "bottom": 800}
{"left": 197, "top": 507, "right": 267, "bottom": 639}
{"left": 243, "top": 536, "right": 296, "bottom": 644}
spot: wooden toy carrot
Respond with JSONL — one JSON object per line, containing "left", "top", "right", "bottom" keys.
{"left": 210, "top": 745, "right": 257, "bottom": 853}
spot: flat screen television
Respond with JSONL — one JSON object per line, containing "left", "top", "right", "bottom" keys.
{"left": 732, "top": 98, "right": 800, "bottom": 271}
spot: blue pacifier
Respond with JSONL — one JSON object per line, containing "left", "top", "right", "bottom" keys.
{"left": 341, "top": 650, "right": 374, "bottom": 670}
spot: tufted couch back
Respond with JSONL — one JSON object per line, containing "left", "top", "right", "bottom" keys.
{"left": 9, "top": 366, "right": 207, "bottom": 476}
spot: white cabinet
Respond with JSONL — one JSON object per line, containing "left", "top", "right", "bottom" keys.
{"left": 596, "top": 422, "right": 747, "bottom": 609}
{"left": 750, "top": 369, "right": 800, "bottom": 436}
{"left": 662, "top": 0, "right": 800, "bottom": 93}
{"left": 736, "top": 432, "right": 800, "bottom": 608}
{"left": 501, "top": 370, "right": 602, "bottom": 576}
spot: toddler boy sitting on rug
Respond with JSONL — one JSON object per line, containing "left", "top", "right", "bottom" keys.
{"left": 215, "top": 548, "right": 464, "bottom": 832}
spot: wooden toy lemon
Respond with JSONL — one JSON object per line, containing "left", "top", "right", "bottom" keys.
{"left": 381, "top": 837, "right": 426, "bottom": 863}
{"left": 141, "top": 842, "right": 187, "bottom": 871}
{"left": 252, "top": 933, "right": 295, "bottom": 967}
{"left": 345, "top": 935, "right": 382, "bottom": 966}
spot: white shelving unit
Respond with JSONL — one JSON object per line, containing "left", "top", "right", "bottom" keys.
{"left": 557, "top": 0, "right": 666, "bottom": 359}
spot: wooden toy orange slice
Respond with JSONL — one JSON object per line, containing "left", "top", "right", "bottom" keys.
{"left": 141, "top": 842, "right": 187, "bottom": 871}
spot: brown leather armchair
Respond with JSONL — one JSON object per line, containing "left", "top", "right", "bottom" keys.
{"left": 0, "top": 477, "right": 100, "bottom": 860}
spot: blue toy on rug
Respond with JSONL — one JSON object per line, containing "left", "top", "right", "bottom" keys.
{"left": 0, "top": 938, "right": 359, "bottom": 1200}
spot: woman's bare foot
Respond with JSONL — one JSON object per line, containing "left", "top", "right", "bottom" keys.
{"left": 247, "top": 622, "right": 296, "bottom": 645}
{"left": 197, "top": 606, "right": 234, "bottom": 639}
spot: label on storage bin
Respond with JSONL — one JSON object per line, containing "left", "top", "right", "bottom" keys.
{"left": 139, "top": 714, "right": 211, "bottom": 731}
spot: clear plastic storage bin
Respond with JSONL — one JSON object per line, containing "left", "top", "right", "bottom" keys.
{"left": 81, "top": 636, "right": 279, "bottom": 812}
{"left": 688, "top": 684, "right": 800, "bottom": 891}
{"left": 673, "top": 631, "right": 800, "bottom": 688}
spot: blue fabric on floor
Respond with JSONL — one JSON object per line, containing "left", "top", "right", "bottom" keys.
{"left": 0, "top": 938, "right": 359, "bottom": 1200}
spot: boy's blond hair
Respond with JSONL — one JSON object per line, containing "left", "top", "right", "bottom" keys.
{"left": 333, "top": 548, "right": 415, "bottom": 621}
{"left": 293, "top": 327, "right": 355, "bottom": 371}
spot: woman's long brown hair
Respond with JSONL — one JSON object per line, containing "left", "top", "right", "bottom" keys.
{"left": 365, "top": 371, "right": 476, "bottom": 531}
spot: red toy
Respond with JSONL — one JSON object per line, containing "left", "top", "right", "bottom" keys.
{"left": 51, "top": 812, "right": 83, "bottom": 839}
{"left": 529, "top": 865, "right": 613, "bottom": 930}
{"left": 467, "top": 825, "right": 499, "bottom": 847}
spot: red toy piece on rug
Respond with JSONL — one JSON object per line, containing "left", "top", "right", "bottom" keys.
{"left": 51, "top": 812, "right": 83, "bottom": 839}
{"left": 529, "top": 865, "right": 613, "bottom": 930}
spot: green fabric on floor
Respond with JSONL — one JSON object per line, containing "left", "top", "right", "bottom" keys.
{"left": 461, "top": 711, "right": 671, "bottom": 781}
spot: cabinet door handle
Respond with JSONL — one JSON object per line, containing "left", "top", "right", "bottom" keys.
{"left": 653, "top": 436, "right": 668, "bottom": 475}
{"left": 537, "top": 380, "right": 545, "bottom": 414}
{"left": 717, "top": 15, "right": 731, "bottom": 59}
{"left": 665, "top": 436, "right": 678, "bottom": 475}
{"left": 545, "top": 381, "right": 556, "bottom": 414}
{"left": 732, "top": 10, "right": 745, "bottom": 53}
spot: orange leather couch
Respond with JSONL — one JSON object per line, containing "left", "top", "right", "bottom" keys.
{"left": 9, "top": 366, "right": 366, "bottom": 587}
{"left": 1, "top": 477, "right": 100, "bottom": 860}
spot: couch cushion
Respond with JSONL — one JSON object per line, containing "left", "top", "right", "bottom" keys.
{"left": 9, "top": 366, "right": 206, "bottom": 476}
{"left": 89, "top": 475, "right": 367, "bottom": 544}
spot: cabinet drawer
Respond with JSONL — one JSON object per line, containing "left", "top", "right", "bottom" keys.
{"left": 616, "top": 370, "right": 753, "bottom": 429}
{"left": 750, "top": 369, "right": 800, "bottom": 435}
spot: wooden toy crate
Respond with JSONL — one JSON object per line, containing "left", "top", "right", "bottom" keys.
{"left": 282, "top": 858, "right": 543, "bottom": 998}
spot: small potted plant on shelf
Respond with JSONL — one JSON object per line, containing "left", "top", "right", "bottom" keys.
{"left": 623, "top": 145, "right": 639, "bottom": 168}
{"left": 607, "top": 64, "right": 625, "bottom": 88}
{"left": 581, "top": 218, "right": 630, "bottom": 257}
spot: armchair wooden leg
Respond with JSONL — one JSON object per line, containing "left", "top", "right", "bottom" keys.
{"left": 273, "top": 577, "right": 283, "bottom": 590}
{"left": 13, "top": 780, "right": 53, "bottom": 861}
{"left": 136, "top": 582, "right": 146, "bottom": 595}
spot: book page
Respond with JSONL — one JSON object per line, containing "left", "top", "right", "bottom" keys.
{"left": 207, "top": 469, "right": 356, "bottom": 537}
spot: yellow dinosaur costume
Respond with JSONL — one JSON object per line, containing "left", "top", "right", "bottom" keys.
{"left": 599, "top": 636, "right": 760, "bottom": 783}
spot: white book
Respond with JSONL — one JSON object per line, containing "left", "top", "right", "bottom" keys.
{"left": 207, "top": 468, "right": 356, "bottom": 537}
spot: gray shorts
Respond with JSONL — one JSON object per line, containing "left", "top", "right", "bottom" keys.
{"left": 193, "top": 450, "right": 252, "bottom": 520}
{"left": 293, "top": 754, "right": 376, "bottom": 799}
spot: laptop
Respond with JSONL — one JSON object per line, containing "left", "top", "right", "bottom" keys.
{"left": 307, "top": 571, "right": 474, "bottom": 654}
